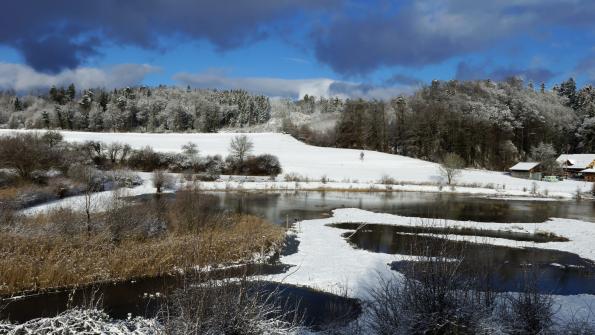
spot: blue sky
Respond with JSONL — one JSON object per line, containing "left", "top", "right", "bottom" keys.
{"left": 0, "top": 0, "right": 594, "bottom": 98}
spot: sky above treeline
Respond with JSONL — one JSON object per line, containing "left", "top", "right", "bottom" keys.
{"left": 0, "top": 0, "right": 594, "bottom": 99}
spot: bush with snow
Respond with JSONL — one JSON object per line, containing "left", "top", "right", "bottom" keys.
{"left": 0, "top": 309, "right": 162, "bottom": 335}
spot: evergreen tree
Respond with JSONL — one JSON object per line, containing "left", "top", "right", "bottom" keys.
{"left": 42, "top": 110, "right": 50, "bottom": 128}
{"left": 559, "top": 78, "right": 578, "bottom": 109}
{"left": 98, "top": 91, "right": 109, "bottom": 111}
{"left": 66, "top": 83, "right": 76, "bottom": 101}
{"left": 13, "top": 97, "right": 23, "bottom": 111}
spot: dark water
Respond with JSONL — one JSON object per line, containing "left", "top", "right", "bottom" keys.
{"left": 191, "top": 191, "right": 595, "bottom": 224}
{"left": 333, "top": 223, "right": 595, "bottom": 295}
{"left": 0, "top": 265, "right": 359, "bottom": 329}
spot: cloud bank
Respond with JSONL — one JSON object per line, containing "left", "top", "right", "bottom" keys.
{"left": 313, "top": 0, "right": 595, "bottom": 74}
{"left": 0, "top": 63, "right": 159, "bottom": 92}
{"left": 455, "top": 61, "right": 556, "bottom": 83}
{"left": 173, "top": 70, "right": 410, "bottom": 99}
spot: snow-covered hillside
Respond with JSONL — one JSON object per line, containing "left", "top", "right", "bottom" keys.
{"left": 1, "top": 130, "right": 592, "bottom": 197}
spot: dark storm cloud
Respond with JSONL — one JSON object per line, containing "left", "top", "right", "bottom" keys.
{"left": 0, "top": 0, "right": 339, "bottom": 73}
{"left": 313, "top": 0, "right": 595, "bottom": 74}
{"left": 455, "top": 61, "right": 556, "bottom": 84}
{"left": 18, "top": 36, "right": 100, "bottom": 73}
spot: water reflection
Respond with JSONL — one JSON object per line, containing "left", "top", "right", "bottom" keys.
{"left": 335, "top": 223, "right": 595, "bottom": 295}
{"left": 0, "top": 267, "right": 360, "bottom": 330}
{"left": 129, "top": 191, "right": 595, "bottom": 224}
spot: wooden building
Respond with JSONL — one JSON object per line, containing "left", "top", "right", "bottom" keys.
{"left": 581, "top": 168, "right": 595, "bottom": 182}
{"left": 509, "top": 162, "right": 542, "bottom": 180}
{"left": 557, "top": 154, "right": 595, "bottom": 178}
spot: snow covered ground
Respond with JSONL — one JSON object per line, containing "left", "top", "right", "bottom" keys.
{"left": 21, "top": 172, "right": 159, "bottom": 215}
{"left": 266, "top": 208, "right": 595, "bottom": 324}
{"left": 1, "top": 130, "right": 591, "bottom": 198}
{"left": 268, "top": 208, "right": 595, "bottom": 294}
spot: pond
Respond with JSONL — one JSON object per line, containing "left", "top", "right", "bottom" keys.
{"left": 130, "top": 190, "right": 595, "bottom": 224}
{"left": 332, "top": 223, "right": 595, "bottom": 295}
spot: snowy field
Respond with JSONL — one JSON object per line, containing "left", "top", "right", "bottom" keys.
{"left": 1, "top": 130, "right": 592, "bottom": 199}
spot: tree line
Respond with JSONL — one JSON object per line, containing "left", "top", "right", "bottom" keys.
{"left": 287, "top": 77, "right": 592, "bottom": 170}
{"left": 3, "top": 77, "right": 595, "bottom": 170}
{"left": 1, "top": 85, "right": 271, "bottom": 132}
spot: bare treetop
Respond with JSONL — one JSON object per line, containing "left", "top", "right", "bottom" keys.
{"left": 229, "top": 135, "right": 254, "bottom": 165}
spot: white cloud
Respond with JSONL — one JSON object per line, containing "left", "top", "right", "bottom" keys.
{"left": 0, "top": 63, "right": 160, "bottom": 91}
{"left": 173, "top": 70, "right": 411, "bottom": 99}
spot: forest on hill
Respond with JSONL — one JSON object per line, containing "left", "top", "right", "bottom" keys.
{"left": 2, "top": 77, "right": 594, "bottom": 171}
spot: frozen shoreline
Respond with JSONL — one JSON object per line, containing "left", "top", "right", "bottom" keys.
{"left": 22, "top": 172, "right": 580, "bottom": 216}
{"left": 266, "top": 208, "right": 595, "bottom": 324}
{"left": 268, "top": 208, "right": 595, "bottom": 294}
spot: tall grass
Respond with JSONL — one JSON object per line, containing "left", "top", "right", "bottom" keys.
{"left": 0, "top": 189, "right": 284, "bottom": 296}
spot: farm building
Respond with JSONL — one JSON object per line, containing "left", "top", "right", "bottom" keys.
{"left": 509, "top": 162, "right": 542, "bottom": 180}
{"left": 557, "top": 154, "right": 595, "bottom": 177}
{"left": 581, "top": 168, "right": 595, "bottom": 182}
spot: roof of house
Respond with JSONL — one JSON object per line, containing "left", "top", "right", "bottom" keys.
{"left": 581, "top": 168, "right": 595, "bottom": 174}
{"left": 510, "top": 162, "right": 540, "bottom": 171}
{"left": 557, "top": 154, "right": 595, "bottom": 169}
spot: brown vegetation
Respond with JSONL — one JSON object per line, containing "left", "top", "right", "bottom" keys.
{"left": 0, "top": 189, "right": 284, "bottom": 296}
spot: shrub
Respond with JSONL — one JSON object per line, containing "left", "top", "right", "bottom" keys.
{"left": 575, "top": 186, "right": 583, "bottom": 201}
{"left": 199, "top": 155, "right": 224, "bottom": 177}
{"left": 127, "top": 146, "right": 163, "bottom": 171}
{"left": 0, "top": 132, "right": 63, "bottom": 179}
{"left": 152, "top": 170, "right": 174, "bottom": 193}
{"left": 284, "top": 172, "right": 304, "bottom": 182}
{"left": 243, "top": 154, "right": 283, "bottom": 177}
{"left": 379, "top": 175, "right": 396, "bottom": 185}
{"left": 498, "top": 281, "right": 555, "bottom": 334}
{"left": 125, "top": 146, "right": 189, "bottom": 172}
{"left": 193, "top": 173, "right": 219, "bottom": 182}
{"left": 0, "top": 170, "right": 18, "bottom": 188}
{"left": 531, "top": 182, "right": 539, "bottom": 195}
{"left": 164, "top": 279, "right": 303, "bottom": 335}
{"left": 107, "top": 169, "right": 142, "bottom": 188}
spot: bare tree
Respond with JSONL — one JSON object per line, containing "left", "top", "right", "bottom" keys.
{"left": 104, "top": 142, "right": 131, "bottom": 165}
{"left": 106, "top": 142, "right": 123, "bottom": 164}
{"left": 68, "top": 164, "right": 100, "bottom": 237}
{"left": 152, "top": 170, "right": 173, "bottom": 194}
{"left": 41, "top": 130, "right": 63, "bottom": 147}
{"left": 439, "top": 153, "right": 465, "bottom": 185}
{"left": 229, "top": 134, "right": 254, "bottom": 171}
{"left": 181, "top": 142, "right": 199, "bottom": 158}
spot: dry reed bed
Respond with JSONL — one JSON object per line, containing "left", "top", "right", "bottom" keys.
{"left": 0, "top": 214, "right": 284, "bottom": 296}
